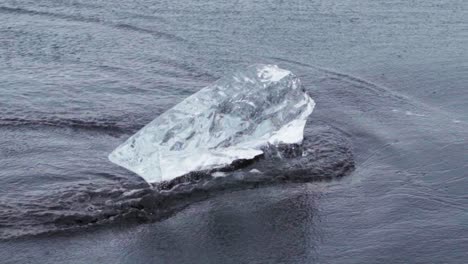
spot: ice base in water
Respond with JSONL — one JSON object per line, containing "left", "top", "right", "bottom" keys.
{"left": 109, "top": 64, "right": 315, "bottom": 183}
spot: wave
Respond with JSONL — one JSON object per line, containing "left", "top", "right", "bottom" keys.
{"left": 0, "top": 116, "right": 142, "bottom": 135}
{"left": 0, "top": 124, "right": 354, "bottom": 240}
{"left": 0, "top": 6, "right": 188, "bottom": 44}
{"left": 114, "top": 23, "right": 187, "bottom": 43}
{"left": 0, "top": 6, "right": 102, "bottom": 23}
{"left": 270, "top": 56, "right": 412, "bottom": 104}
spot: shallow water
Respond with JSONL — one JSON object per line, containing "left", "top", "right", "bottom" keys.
{"left": 1, "top": 0, "right": 467, "bottom": 263}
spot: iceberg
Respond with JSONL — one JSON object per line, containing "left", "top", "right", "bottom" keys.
{"left": 109, "top": 64, "right": 315, "bottom": 183}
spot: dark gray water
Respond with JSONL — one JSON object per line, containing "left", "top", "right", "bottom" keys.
{"left": 1, "top": 0, "right": 467, "bottom": 263}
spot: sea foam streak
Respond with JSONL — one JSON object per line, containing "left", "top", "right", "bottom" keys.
{"left": 109, "top": 64, "right": 315, "bottom": 183}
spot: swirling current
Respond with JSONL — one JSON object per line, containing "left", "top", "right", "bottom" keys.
{"left": 1, "top": 0, "right": 467, "bottom": 263}
{"left": 0, "top": 120, "right": 354, "bottom": 239}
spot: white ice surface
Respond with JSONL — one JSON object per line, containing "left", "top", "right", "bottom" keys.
{"left": 109, "top": 64, "right": 315, "bottom": 183}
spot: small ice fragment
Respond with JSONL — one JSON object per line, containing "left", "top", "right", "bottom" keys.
{"left": 109, "top": 64, "right": 315, "bottom": 183}
{"left": 249, "top": 169, "right": 262, "bottom": 174}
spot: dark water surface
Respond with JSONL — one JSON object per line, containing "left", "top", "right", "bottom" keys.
{"left": 1, "top": 0, "right": 467, "bottom": 263}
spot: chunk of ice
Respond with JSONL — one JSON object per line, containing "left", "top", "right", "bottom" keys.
{"left": 109, "top": 64, "right": 315, "bottom": 183}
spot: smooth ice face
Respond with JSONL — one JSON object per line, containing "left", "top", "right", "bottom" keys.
{"left": 109, "top": 64, "right": 315, "bottom": 183}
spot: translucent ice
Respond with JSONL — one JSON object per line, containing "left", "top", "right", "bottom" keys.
{"left": 109, "top": 64, "right": 315, "bottom": 183}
